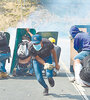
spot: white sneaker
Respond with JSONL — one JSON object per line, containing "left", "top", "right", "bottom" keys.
{"left": 74, "top": 80, "right": 85, "bottom": 87}
{"left": 69, "top": 77, "right": 75, "bottom": 82}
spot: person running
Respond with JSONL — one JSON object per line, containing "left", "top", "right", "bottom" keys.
{"left": 70, "top": 25, "right": 90, "bottom": 86}
{"left": 28, "top": 34, "right": 60, "bottom": 95}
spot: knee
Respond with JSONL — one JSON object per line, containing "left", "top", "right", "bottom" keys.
{"left": 74, "top": 59, "right": 81, "bottom": 64}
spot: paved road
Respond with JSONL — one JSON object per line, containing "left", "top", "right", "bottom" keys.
{"left": 0, "top": 68, "right": 85, "bottom": 100}
{"left": 2, "top": 38, "right": 89, "bottom": 100}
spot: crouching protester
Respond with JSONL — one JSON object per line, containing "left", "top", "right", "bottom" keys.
{"left": 29, "top": 34, "right": 60, "bottom": 95}
{"left": 70, "top": 26, "right": 90, "bottom": 86}
{"left": 0, "top": 32, "right": 11, "bottom": 79}
{"left": 14, "top": 36, "right": 34, "bottom": 76}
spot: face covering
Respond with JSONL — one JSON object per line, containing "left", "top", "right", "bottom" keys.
{"left": 33, "top": 44, "right": 42, "bottom": 51}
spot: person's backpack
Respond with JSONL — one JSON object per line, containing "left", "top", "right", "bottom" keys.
{"left": 80, "top": 56, "right": 90, "bottom": 83}
{"left": 0, "top": 32, "right": 10, "bottom": 54}
{"left": 17, "top": 40, "right": 30, "bottom": 60}
{"left": 0, "top": 32, "right": 11, "bottom": 62}
{"left": 0, "top": 32, "right": 8, "bottom": 46}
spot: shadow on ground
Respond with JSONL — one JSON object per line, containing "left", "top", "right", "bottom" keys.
{"left": 49, "top": 93, "right": 84, "bottom": 100}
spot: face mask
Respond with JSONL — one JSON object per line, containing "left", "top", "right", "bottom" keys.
{"left": 33, "top": 44, "right": 42, "bottom": 51}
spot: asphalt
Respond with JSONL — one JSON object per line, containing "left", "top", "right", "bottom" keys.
{"left": 1, "top": 38, "right": 90, "bottom": 100}
{"left": 0, "top": 68, "right": 86, "bottom": 100}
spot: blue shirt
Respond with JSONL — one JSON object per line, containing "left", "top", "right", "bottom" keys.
{"left": 74, "top": 32, "right": 90, "bottom": 52}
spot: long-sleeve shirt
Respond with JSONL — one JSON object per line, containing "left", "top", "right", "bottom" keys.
{"left": 74, "top": 32, "right": 90, "bottom": 52}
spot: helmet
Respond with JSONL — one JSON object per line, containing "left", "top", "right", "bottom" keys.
{"left": 48, "top": 37, "right": 56, "bottom": 43}
{"left": 70, "top": 26, "right": 80, "bottom": 38}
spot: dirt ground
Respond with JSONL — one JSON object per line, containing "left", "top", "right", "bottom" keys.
{"left": 0, "top": 0, "right": 38, "bottom": 31}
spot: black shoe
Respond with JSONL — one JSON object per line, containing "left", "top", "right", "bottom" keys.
{"left": 48, "top": 77, "right": 55, "bottom": 87}
{"left": 43, "top": 87, "right": 48, "bottom": 96}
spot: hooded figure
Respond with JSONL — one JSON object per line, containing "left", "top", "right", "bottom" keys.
{"left": 70, "top": 25, "right": 80, "bottom": 38}
{"left": 69, "top": 25, "right": 90, "bottom": 86}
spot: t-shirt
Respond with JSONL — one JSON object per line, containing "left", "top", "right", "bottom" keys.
{"left": 28, "top": 38, "right": 54, "bottom": 59}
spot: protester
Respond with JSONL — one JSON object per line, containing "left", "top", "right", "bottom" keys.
{"left": 28, "top": 34, "right": 60, "bottom": 95}
{"left": 48, "top": 37, "right": 61, "bottom": 76}
{"left": 14, "top": 36, "right": 34, "bottom": 76}
{"left": 70, "top": 25, "right": 90, "bottom": 86}
{"left": 0, "top": 32, "right": 11, "bottom": 79}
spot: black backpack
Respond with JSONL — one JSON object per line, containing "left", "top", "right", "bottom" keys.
{"left": 0, "top": 32, "right": 10, "bottom": 53}
{"left": 80, "top": 56, "right": 90, "bottom": 83}
{"left": 0, "top": 32, "right": 11, "bottom": 62}
{"left": 0, "top": 32, "right": 8, "bottom": 46}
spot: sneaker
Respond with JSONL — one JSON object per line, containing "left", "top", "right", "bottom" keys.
{"left": 26, "top": 73, "right": 33, "bottom": 76}
{"left": 74, "top": 80, "right": 85, "bottom": 86}
{"left": 48, "top": 77, "right": 55, "bottom": 87}
{"left": 43, "top": 87, "right": 48, "bottom": 96}
{"left": 1, "top": 72, "right": 9, "bottom": 78}
{"left": 69, "top": 77, "right": 75, "bottom": 82}
{"left": 0, "top": 72, "right": 2, "bottom": 79}
{"left": 13, "top": 68, "right": 17, "bottom": 76}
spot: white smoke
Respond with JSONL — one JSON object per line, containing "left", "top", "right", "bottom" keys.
{"left": 6, "top": 0, "right": 90, "bottom": 72}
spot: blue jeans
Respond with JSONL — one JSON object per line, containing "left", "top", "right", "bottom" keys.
{"left": 33, "top": 55, "right": 53, "bottom": 88}
{"left": 0, "top": 53, "right": 10, "bottom": 72}
{"left": 74, "top": 51, "right": 90, "bottom": 60}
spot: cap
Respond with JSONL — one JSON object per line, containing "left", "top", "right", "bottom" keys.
{"left": 31, "top": 34, "right": 42, "bottom": 44}
{"left": 48, "top": 37, "right": 56, "bottom": 43}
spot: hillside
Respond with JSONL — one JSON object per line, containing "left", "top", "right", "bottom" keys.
{"left": 0, "top": 0, "right": 40, "bottom": 31}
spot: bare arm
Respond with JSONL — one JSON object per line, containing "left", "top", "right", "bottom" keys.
{"left": 51, "top": 48, "right": 60, "bottom": 70}
{"left": 35, "top": 55, "right": 45, "bottom": 65}
{"left": 26, "top": 28, "right": 33, "bottom": 37}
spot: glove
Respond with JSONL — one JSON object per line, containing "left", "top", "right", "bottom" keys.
{"left": 44, "top": 63, "right": 55, "bottom": 70}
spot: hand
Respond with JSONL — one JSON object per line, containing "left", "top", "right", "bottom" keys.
{"left": 26, "top": 28, "right": 29, "bottom": 33}
{"left": 44, "top": 63, "right": 55, "bottom": 70}
{"left": 55, "top": 64, "right": 60, "bottom": 70}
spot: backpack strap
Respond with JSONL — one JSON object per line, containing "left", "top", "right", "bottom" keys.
{"left": 8, "top": 58, "right": 10, "bottom": 63}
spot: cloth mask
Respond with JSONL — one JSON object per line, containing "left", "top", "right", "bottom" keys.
{"left": 33, "top": 44, "right": 42, "bottom": 51}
